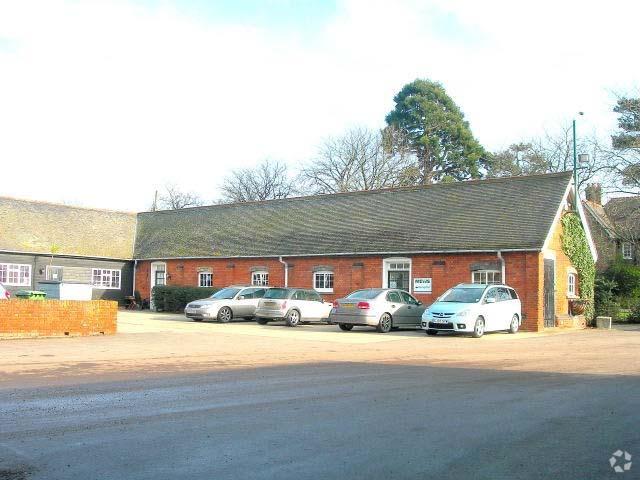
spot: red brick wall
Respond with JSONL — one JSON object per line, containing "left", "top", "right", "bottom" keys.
{"left": 0, "top": 300, "right": 117, "bottom": 338}
{"left": 136, "top": 250, "right": 545, "bottom": 331}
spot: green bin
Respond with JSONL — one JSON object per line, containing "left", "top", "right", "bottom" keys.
{"left": 14, "top": 290, "right": 47, "bottom": 300}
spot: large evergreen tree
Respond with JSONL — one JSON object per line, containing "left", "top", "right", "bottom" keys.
{"left": 385, "top": 79, "right": 487, "bottom": 183}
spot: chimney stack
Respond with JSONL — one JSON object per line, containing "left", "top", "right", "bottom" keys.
{"left": 585, "top": 183, "right": 602, "bottom": 205}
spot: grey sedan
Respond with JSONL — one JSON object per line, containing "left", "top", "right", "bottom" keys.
{"left": 329, "top": 288, "right": 427, "bottom": 333}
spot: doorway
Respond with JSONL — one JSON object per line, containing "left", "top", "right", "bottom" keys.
{"left": 543, "top": 258, "right": 555, "bottom": 327}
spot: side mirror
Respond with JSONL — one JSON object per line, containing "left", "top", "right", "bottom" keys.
{"left": 238, "top": 295, "right": 246, "bottom": 300}
{"left": 416, "top": 301, "right": 423, "bottom": 306}
{"left": 485, "top": 297, "right": 496, "bottom": 304}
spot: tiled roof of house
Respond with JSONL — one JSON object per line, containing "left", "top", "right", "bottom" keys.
{"left": 583, "top": 200, "right": 616, "bottom": 237}
{"left": 605, "top": 196, "right": 640, "bottom": 238}
{"left": 134, "top": 172, "right": 573, "bottom": 259}
{"left": 0, "top": 197, "right": 137, "bottom": 259}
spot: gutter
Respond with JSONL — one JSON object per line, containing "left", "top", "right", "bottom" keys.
{"left": 132, "top": 259, "right": 138, "bottom": 296}
{"left": 278, "top": 256, "right": 289, "bottom": 287}
{"left": 497, "top": 251, "right": 506, "bottom": 283}
{"left": 135, "top": 248, "right": 542, "bottom": 262}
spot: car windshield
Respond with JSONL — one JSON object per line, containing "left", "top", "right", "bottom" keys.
{"left": 346, "top": 289, "right": 383, "bottom": 300}
{"left": 263, "top": 288, "right": 290, "bottom": 299}
{"left": 439, "top": 287, "right": 484, "bottom": 303}
{"left": 210, "top": 288, "right": 241, "bottom": 300}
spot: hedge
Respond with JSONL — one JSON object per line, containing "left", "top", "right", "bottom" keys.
{"left": 152, "top": 285, "right": 219, "bottom": 312}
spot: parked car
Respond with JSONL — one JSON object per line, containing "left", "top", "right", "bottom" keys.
{"left": 254, "top": 287, "right": 333, "bottom": 326}
{"left": 0, "top": 283, "right": 9, "bottom": 300}
{"left": 184, "top": 286, "right": 269, "bottom": 322}
{"left": 329, "top": 288, "right": 427, "bottom": 333}
{"left": 421, "top": 283, "right": 521, "bottom": 338}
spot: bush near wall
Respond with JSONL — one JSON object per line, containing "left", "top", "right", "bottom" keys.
{"left": 152, "top": 286, "right": 219, "bottom": 312}
{"left": 0, "top": 300, "right": 117, "bottom": 338}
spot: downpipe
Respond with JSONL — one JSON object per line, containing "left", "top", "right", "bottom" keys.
{"left": 278, "top": 256, "right": 288, "bottom": 287}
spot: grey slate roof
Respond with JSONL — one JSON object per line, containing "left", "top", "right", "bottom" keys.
{"left": 604, "top": 196, "right": 640, "bottom": 238}
{"left": 0, "top": 197, "right": 137, "bottom": 259}
{"left": 134, "top": 172, "right": 573, "bottom": 259}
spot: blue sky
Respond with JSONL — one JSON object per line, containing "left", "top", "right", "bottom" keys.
{"left": 0, "top": 0, "right": 638, "bottom": 210}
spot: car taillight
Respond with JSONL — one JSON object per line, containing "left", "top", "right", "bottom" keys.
{"left": 4, "top": 290, "right": 9, "bottom": 299}
{"left": 280, "top": 301, "right": 287, "bottom": 310}
{"left": 333, "top": 300, "right": 340, "bottom": 308}
{"left": 357, "top": 301, "right": 370, "bottom": 310}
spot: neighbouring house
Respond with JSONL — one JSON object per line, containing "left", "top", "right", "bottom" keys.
{"left": 583, "top": 184, "right": 640, "bottom": 270}
{"left": 0, "top": 197, "right": 136, "bottom": 302}
{"left": 133, "top": 172, "right": 596, "bottom": 331}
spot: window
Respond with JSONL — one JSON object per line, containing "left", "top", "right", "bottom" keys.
{"left": 46, "top": 265, "right": 63, "bottom": 281}
{"left": 313, "top": 271, "right": 334, "bottom": 293}
{"left": 92, "top": 269, "right": 121, "bottom": 289}
{"left": 387, "top": 291, "right": 402, "bottom": 303}
{"left": 0, "top": 263, "right": 31, "bottom": 286}
{"left": 252, "top": 271, "right": 269, "bottom": 286}
{"left": 400, "top": 291, "right": 419, "bottom": 305}
{"left": 384, "top": 258, "right": 411, "bottom": 291}
{"left": 472, "top": 270, "right": 501, "bottom": 285}
{"left": 568, "top": 273, "right": 577, "bottom": 296}
{"left": 199, "top": 272, "right": 213, "bottom": 287}
{"left": 622, "top": 242, "right": 633, "bottom": 260}
{"left": 241, "top": 288, "right": 266, "bottom": 299}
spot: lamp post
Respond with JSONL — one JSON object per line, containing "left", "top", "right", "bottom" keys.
{"left": 571, "top": 112, "right": 584, "bottom": 192}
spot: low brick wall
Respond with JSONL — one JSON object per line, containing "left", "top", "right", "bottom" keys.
{"left": 0, "top": 300, "right": 117, "bottom": 338}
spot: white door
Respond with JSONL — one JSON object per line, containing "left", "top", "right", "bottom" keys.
{"left": 482, "top": 287, "right": 501, "bottom": 331}
{"left": 150, "top": 262, "right": 166, "bottom": 310}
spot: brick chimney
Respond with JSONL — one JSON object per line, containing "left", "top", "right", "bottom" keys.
{"left": 585, "top": 183, "right": 602, "bottom": 205}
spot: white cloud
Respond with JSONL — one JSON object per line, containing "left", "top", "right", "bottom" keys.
{"left": 0, "top": 0, "right": 638, "bottom": 210}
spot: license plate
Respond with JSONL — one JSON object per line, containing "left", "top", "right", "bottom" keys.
{"left": 433, "top": 318, "right": 449, "bottom": 324}
{"left": 342, "top": 304, "right": 355, "bottom": 308}
{"left": 186, "top": 308, "right": 197, "bottom": 314}
{"left": 264, "top": 301, "right": 276, "bottom": 307}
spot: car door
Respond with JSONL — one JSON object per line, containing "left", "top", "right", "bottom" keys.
{"left": 482, "top": 287, "right": 501, "bottom": 331}
{"left": 307, "top": 290, "right": 329, "bottom": 320}
{"left": 233, "top": 288, "right": 256, "bottom": 316}
{"left": 385, "top": 290, "right": 403, "bottom": 322}
{"left": 496, "top": 287, "right": 513, "bottom": 329}
{"left": 291, "top": 290, "right": 307, "bottom": 317}
{"left": 399, "top": 291, "right": 426, "bottom": 327}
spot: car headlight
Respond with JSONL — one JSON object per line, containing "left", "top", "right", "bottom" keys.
{"left": 456, "top": 309, "right": 470, "bottom": 317}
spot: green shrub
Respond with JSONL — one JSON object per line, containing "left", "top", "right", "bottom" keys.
{"left": 152, "top": 285, "right": 219, "bottom": 312}
{"left": 624, "top": 302, "right": 640, "bottom": 323}
{"left": 605, "top": 260, "right": 640, "bottom": 299}
{"left": 594, "top": 276, "right": 621, "bottom": 320}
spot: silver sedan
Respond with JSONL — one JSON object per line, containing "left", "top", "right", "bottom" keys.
{"left": 329, "top": 288, "right": 427, "bottom": 333}
{"left": 184, "top": 286, "right": 269, "bottom": 322}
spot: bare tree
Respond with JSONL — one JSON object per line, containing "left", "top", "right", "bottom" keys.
{"left": 299, "top": 127, "right": 413, "bottom": 194}
{"left": 219, "top": 159, "right": 296, "bottom": 203}
{"left": 486, "top": 124, "right": 611, "bottom": 192}
{"left": 155, "top": 184, "right": 204, "bottom": 210}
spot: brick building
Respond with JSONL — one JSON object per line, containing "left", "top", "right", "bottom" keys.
{"left": 133, "top": 172, "right": 596, "bottom": 332}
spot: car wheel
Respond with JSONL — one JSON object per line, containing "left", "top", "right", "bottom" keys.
{"left": 509, "top": 314, "right": 520, "bottom": 334}
{"left": 376, "top": 313, "right": 392, "bottom": 333}
{"left": 256, "top": 317, "right": 268, "bottom": 325}
{"left": 192, "top": 319, "right": 203, "bottom": 322}
{"left": 339, "top": 324, "right": 353, "bottom": 331}
{"left": 426, "top": 329, "right": 437, "bottom": 336}
{"left": 217, "top": 307, "right": 233, "bottom": 323}
{"left": 285, "top": 309, "right": 301, "bottom": 327}
{"left": 472, "top": 317, "right": 485, "bottom": 338}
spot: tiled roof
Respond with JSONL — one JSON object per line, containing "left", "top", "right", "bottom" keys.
{"left": 134, "top": 172, "right": 573, "bottom": 259}
{"left": 605, "top": 196, "right": 640, "bottom": 238}
{"left": 0, "top": 197, "right": 137, "bottom": 259}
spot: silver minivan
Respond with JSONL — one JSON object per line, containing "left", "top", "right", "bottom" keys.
{"left": 329, "top": 288, "right": 427, "bottom": 333}
{"left": 255, "top": 288, "right": 333, "bottom": 327}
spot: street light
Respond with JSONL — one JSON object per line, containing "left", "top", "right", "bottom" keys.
{"left": 572, "top": 112, "right": 584, "bottom": 194}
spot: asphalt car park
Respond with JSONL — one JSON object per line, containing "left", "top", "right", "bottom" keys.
{"left": 1, "top": 312, "right": 638, "bottom": 480}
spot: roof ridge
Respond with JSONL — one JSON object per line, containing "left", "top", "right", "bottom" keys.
{"left": 0, "top": 195, "right": 137, "bottom": 215}
{"left": 141, "top": 171, "right": 573, "bottom": 215}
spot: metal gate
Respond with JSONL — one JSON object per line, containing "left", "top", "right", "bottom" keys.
{"left": 544, "top": 259, "right": 555, "bottom": 327}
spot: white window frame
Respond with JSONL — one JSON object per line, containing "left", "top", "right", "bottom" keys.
{"left": 567, "top": 272, "right": 577, "bottom": 297}
{"left": 0, "top": 263, "right": 32, "bottom": 286}
{"left": 382, "top": 257, "right": 412, "bottom": 292}
{"left": 91, "top": 268, "right": 121, "bottom": 289}
{"left": 45, "top": 265, "right": 63, "bottom": 281}
{"left": 313, "top": 271, "right": 334, "bottom": 293}
{"left": 472, "top": 270, "right": 502, "bottom": 285}
{"left": 622, "top": 242, "right": 633, "bottom": 260}
{"left": 251, "top": 271, "right": 269, "bottom": 286}
{"left": 198, "top": 272, "right": 213, "bottom": 287}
